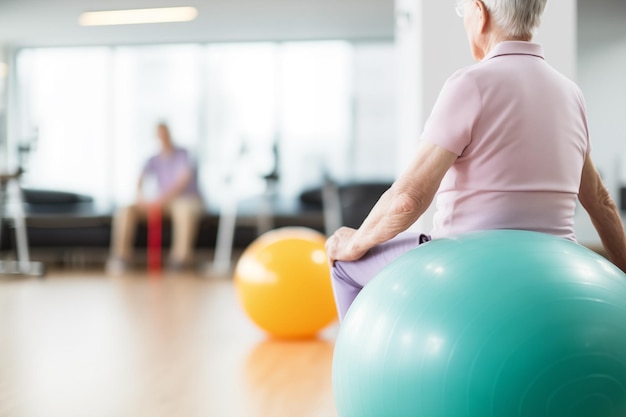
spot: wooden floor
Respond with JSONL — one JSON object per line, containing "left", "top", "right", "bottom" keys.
{"left": 0, "top": 269, "right": 339, "bottom": 417}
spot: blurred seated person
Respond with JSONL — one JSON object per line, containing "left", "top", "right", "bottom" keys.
{"left": 107, "top": 122, "right": 203, "bottom": 272}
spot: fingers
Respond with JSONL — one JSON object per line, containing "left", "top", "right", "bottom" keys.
{"left": 326, "top": 227, "right": 356, "bottom": 264}
{"left": 325, "top": 234, "right": 338, "bottom": 267}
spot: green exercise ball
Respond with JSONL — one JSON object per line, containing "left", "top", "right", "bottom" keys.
{"left": 333, "top": 230, "right": 626, "bottom": 417}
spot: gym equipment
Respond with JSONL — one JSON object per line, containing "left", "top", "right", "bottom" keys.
{"left": 234, "top": 227, "right": 337, "bottom": 339}
{"left": 333, "top": 230, "right": 626, "bottom": 417}
{"left": 210, "top": 139, "right": 280, "bottom": 276}
{"left": 0, "top": 168, "right": 45, "bottom": 277}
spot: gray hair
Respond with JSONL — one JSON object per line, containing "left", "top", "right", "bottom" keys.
{"left": 481, "top": 0, "right": 548, "bottom": 39}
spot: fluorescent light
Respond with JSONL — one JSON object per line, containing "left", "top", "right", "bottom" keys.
{"left": 78, "top": 6, "right": 198, "bottom": 26}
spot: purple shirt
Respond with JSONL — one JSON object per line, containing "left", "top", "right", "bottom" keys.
{"left": 422, "top": 41, "right": 590, "bottom": 241}
{"left": 142, "top": 148, "right": 200, "bottom": 198}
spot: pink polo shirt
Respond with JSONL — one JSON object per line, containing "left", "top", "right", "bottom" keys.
{"left": 422, "top": 41, "right": 590, "bottom": 241}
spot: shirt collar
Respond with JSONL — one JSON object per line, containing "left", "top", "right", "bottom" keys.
{"left": 482, "top": 41, "right": 544, "bottom": 61}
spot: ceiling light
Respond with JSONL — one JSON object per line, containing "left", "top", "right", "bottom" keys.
{"left": 78, "top": 7, "right": 198, "bottom": 26}
{"left": 0, "top": 63, "right": 7, "bottom": 79}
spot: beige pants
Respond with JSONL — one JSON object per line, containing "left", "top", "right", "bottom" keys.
{"left": 110, "top": 196, "right": 203, "bottom": 264}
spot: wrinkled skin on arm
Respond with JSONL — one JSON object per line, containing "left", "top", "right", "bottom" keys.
{"left": 325, "top": 141, "right": 457, "bottom": 265}
{"left": 578, "top": 156, "right": 626, "bottom": 273}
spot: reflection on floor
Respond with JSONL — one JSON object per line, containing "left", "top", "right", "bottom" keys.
{"left": 0, "top": 270, "right": 339, "bottom": 417}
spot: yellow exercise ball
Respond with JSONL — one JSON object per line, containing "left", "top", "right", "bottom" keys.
{"left": 234, "top": 227, "right": 337, "bottom": 339}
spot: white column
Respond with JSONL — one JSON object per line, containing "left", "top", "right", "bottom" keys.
{"left": 395, "top": 0, "right": 423, "bottom": 172}
{"left": 0, "top": 45, "right": 8, "bottom": 171}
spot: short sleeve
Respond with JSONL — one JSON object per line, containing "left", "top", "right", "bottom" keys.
{"left": 421, "top": 70, "right": 482, "bottom": 156}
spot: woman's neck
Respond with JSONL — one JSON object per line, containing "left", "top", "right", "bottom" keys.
{"left": 478, "top": 32, "right": 531, "bottom": 60}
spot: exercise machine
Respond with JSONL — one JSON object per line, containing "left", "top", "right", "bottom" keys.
{"left": 208, "top": 141, "right": 280, "bottom": 276}
{"left": 0, "top": 168, "right": 45, "bottom": 277}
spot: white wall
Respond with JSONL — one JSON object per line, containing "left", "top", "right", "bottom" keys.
{"left": 351, "top": 43, "right": 398, "bottom": 181}
{"left": 535, "top": 0, "right": 578, "bottom": 80}
{"left": 395, "top": 0, "right": 579, "bottom": 235}
{"left": 0, "top": 45, "right": 7, "bottom": 171}
{"left": 577, "top": 0, "right": 626, "bottom": 245}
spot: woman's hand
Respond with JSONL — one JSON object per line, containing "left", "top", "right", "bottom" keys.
{"left": 325, "top": 227, "right": 369, "bottom": 266}
{"left": 324, "top": 142, "right": 456, "bottom": 268}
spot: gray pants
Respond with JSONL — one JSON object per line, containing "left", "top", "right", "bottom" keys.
{"left": 331, "top": 232, "right": 430, "bottom": 320}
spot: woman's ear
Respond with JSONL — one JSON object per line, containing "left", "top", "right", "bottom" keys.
{"left": 475, "top": 0, "right": 490, "bottom": 33}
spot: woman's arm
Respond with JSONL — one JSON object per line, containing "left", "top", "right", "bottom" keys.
{"left": 326, "top": 141, "right": 457, "bottom": 264}
{"left": 578, "top": 156, "right": 626, "bottom": 272}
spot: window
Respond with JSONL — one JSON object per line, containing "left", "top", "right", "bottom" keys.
{"left": 16, "top": 48, "right": 112, "bottom": 203}
{"left": 13, "top": 41, "right": 396, "bottom": 210}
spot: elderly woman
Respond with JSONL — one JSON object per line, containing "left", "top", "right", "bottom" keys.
{"left": 326, "top": 0, "right": 626, "bottom": 320}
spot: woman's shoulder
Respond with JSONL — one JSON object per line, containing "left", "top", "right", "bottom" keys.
{"left": 440, "top": 65, "right": 483, "bottom": 95}
{"left": 447, "top": 59, "right": 492, "bottom": 82}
